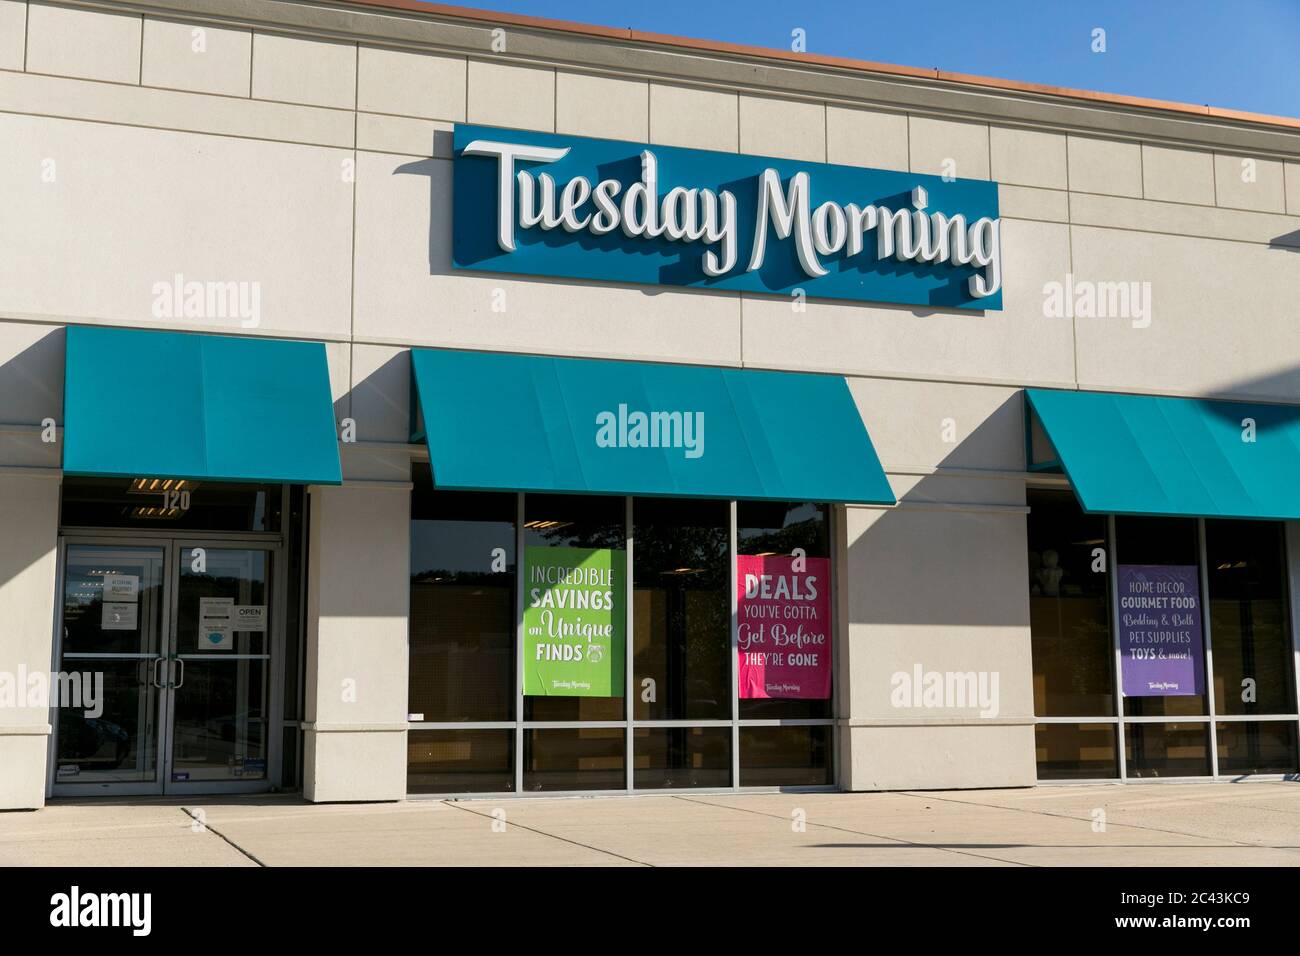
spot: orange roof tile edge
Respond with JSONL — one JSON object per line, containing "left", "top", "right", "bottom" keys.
{"left": 332, "top": 0, "right": 1300, "bottom": 131}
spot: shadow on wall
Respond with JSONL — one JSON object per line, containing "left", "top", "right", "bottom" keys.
{"left": 844, "top": 388, "right": 1029, "bottom": 629}
{"left": 845, "top": 360, "right": 1300, "bottom": 632}
{"left": 345, "top": 347, "right": 412, "bottom": 446}
{"left": 1268, "top": 229, "right": 1300, "bottom": 252}
{"left": 0, "top": 326, "right": 64, "bottom": 431}
{"left": 0, "top": 326, "right": 64, "bottom": 608}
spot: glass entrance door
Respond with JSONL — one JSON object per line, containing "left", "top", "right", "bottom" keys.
{"left": 166, "top": 545, "right": 273, "bottom": 789}
{"left": 52, "top": 539, "right": 278, "bottom": 796}
{"left": 54, "top": 543, "right": 168, "bottom": 792}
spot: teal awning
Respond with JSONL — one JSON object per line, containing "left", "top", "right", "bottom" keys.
{"left": 63, "top": 326, "right": 342, "bottom": 484}
{"left": 410, "top": 348, "right": 895, "bottom": 504}
{"left": 1026, "top": 388, "right": 1300, "bottom": 520}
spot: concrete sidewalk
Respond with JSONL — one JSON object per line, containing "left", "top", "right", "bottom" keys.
{"left": 1, "top": 782, "right": 1297, "bottom": 866}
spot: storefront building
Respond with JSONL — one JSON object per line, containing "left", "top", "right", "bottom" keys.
{"left": 1, "top": 0, "right": 1299, "bottom": 808}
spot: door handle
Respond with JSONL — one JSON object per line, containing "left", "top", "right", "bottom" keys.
{"left": 152, "top": 657, "right": 166, "bottom": 689}
{"left": 171, "top": 657, "right": 185, "bottom": 690}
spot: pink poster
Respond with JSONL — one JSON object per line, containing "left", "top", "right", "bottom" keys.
{"left": 736, "top": 554, "right": 832, "bottom": 699}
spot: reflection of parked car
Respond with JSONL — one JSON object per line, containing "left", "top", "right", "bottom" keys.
{"left": 63, "top": 717, "right": 130, "bottom": 769}
{"left": 198, "top": 712, "right": 265, "bottom": 745}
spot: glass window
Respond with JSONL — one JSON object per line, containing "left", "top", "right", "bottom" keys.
{"left": 1124, "top": 722, "right": 1211, "bottom": 778}
{"left": 632, "top": 497, "right": 729, "bottom": 721}
{"left": 1205, "top": 520, "right": 1296, "bottom": 716}
{"left": 408, "top": 729, "right": 513, "bottom": 794}
{"left": 1027, "top": 490, "right": 1113, "bottom": 717}
{"left": 1034, "top": 723, "right": 1118, "bottom": 780}
{"left": 739, "top": 725, "right": 832, "bottom": 786}
{"left": 737, "top": 502, "right": 832, "bottom": 720}
{"left": 60, "top": 476, "right": 282, "bottom": 532}
{"left": 523, "top": 494, "right": 626, "bottom": 722}
{"left": 406, "top": 484, "right": 838, "bottom": 794}
{"left": 409, "top": 470, "right": 516, "bottom": 722}
{"left": 1215, "top": 722, "right": 1298, "bottom": 775}
{"left": 523, "top": 728, "right": 625, "bottom": 791}
{"left": 633, "top": 726, "right": 731, "bottom": 789}
{"left": 1116, "top": 516, "right": 1206, "bottom": 719}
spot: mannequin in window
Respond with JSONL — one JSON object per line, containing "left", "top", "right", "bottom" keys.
{"left": 1036, "top": 549, "right": 1064, "bottom": 597}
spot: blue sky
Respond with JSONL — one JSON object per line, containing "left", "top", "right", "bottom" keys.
{"left": 442, "top": 0, "right": 1300, "bottom": 118}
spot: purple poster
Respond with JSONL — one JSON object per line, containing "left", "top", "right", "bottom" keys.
{"left": 1116, "top": 565, "right": 1205, "bottom": 697}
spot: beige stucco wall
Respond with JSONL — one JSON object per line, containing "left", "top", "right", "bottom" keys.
{"left": 0, "top": 0, "right": 1297, "bottom": 798}
{"left": 0, "top": 474, "right": 60, "bottom": 809}
{"left": 302, "top": 482, "right": 411, "bottom": 802}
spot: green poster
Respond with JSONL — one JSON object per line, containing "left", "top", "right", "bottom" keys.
{"left": 523, "top": 545, "right": 625, "bottom": 697}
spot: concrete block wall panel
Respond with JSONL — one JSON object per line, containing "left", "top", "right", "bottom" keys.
{"left": 0, "top": 475, "right": 60, "bottom": 809}
{"left": 839, "top": 503, "right": 1034, "bottom": 789}
{"left": 25, "top": 3, "right": 141, "bottom": 84}
{"left": 826, "top": 105, "right": 908, "bottom": 171}
{"left": 357, "top": 46, "right": 466, "bottom": 121}
{"left": 0, "top": 68, "right": 355, "bottom": 144}
{"left": 347, "top": 342, "right": 411, "bottom": 445}
{"left": 466, "top": 59, "right": 553, "bottom": 132}
{"left": 0, "top": 320, "right": 63, "bottom": 427}
{"left": 0, "top": 1, "right": 27, "bottom": 71}
{"left": 844, "top": 724, "right": 1037, "bottom": 790}
{"left": 738, "top": 217, "right": 1076, "bottom": 386}
{"left": 0, "top": 321, "right": 62, "bottom": 470}
{"left": 648, "top": 83, "right": 738, "bottom": 152}
{"left": 556, "top": 71, "right": 647, "bottom": 140}
{"left": 847, "top": 379, "right": 1026, "bottom": 474}
{"left": 141, "top": 17, "right": 251, "bottom": 96}
{"left": 0, "top": 112, "right": 354, "bottom": 340}
{"left": 303, "top": 483, "right": 411, "bottom": 802}
{"left": 909, "top": 115, "right": 990, "bottom": 179}
{"left": 1071, "top": 224, "right": 1300, "bottom": 400}
{"left": 1142, "top": 144, "right": 1216, "bottom": 205}
{"left": 1286, "top": 162, "right": 1300, "bottom": 215}
{"left": 251, "top": 32, "right": 356, "bottom": 109}
{"left": 738, "top": 94, "right": 825, "bottom": 162}
{"left": 1067, "top": 135, "right": 1143, "bottom": 197}
{"left": 1213, "top": 152, "right": 1287, "bottom": 213}
{"left": 990, "top": 126, "right": 1067, "bottom": 190}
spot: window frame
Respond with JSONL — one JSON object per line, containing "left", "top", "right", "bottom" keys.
{"left": 406, "top": 492, "right": 840, "bottom": 797}
{"left": 1029, "top": 481, "right": 1300, "bottom": 783}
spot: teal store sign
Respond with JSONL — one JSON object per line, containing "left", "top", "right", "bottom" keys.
{"left": 452, "top": 123, "right": 1002, "bottom": 310}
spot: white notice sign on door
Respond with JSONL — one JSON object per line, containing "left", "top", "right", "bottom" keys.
{"left": 102, "top": 574, "right": 139, "bottom": 602}
{"left": 101, "top": 602, "right": 138, "bottom": 630}
{"left": 198, "top": 597, "right": 234, "bottom": 650}
{"left": 231, "top": 605, "right": 267, "bottom": 632}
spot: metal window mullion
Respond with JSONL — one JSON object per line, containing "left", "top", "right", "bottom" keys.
{"left": 729, "top": 499, "right": 739, "bottom": 790}
{"left": 625, "top": 495, "right": 634, "bottom": 794}
{"left": 515, "top": 492, "right": 524, "bottom": 794}
{"left": 1208, "top": 713, "right": 1300, "bottom": 722}
{"left": 830, "top": 502, "right": 841, "bottom": 790}
{"left": 1198, "top": 518, "right": 1219, "bottom": 778}
{"left": 1109, "top": 514, "right": 1127, "bottom": 781}
{"left": 1286, "top": 523, "right": 1300, "bottom": 772}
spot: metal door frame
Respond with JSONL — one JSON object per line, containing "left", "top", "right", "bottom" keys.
{"left": 47, "top": 530, "right": 286, "bottom": 798}
{"left": 162, "top": 538, "right": 284, "bottom": 795}
{"left": 47, "top": 536, "right": 174, "bottom": 797}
